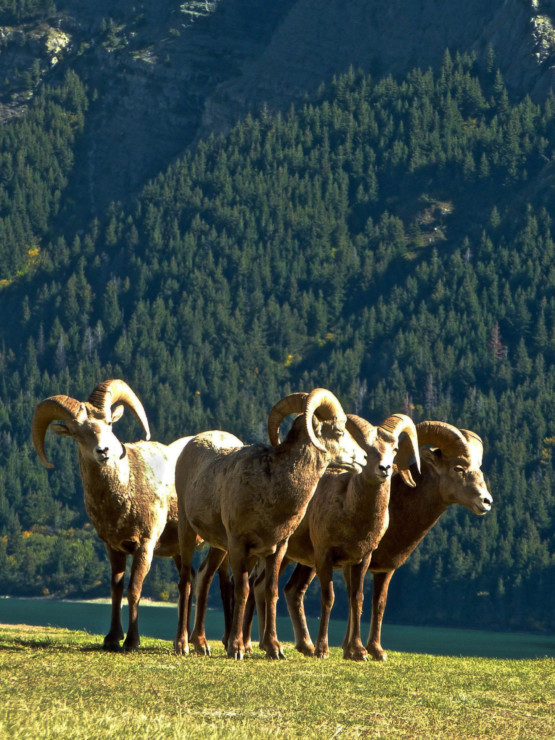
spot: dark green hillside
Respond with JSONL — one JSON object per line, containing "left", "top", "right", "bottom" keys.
{"left": 0, "top": 53, "right": 553, "bottom": 632}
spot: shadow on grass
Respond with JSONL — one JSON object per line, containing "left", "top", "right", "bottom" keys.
{"left": 0, "top": 634, "right": 176, "bottom": 655}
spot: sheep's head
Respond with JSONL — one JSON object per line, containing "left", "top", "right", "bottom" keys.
{"left": 267, "top": 388, "right": 366, "bottom": 472}
{"left": 416, "top": 421, "right": 492, "bottom": 515}
{"left": 32, "top": 379, "right": 151, "bottom": 469}
{"left": 346, "top": 414, "right": 421, "bottom": 486}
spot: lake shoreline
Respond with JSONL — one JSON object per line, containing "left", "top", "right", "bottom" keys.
{"left": 1, "top": 595, "right": 554, "bottom": 659}
{"left": 0, "top": 593, "right": 553, "bottom": 637}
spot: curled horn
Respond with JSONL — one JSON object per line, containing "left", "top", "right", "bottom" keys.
{"left": 304, "top": 388, "right": 346, "bottom": 453}
{"left": 415, "top": 421, "right": 470, "bottom": 459}
{"left": 381, "top": 414, "right": 421, "bottom": 488}
{"left": 32, "top": 396, "right": 82, "bottom": 469}
{"left": 267, "top": 393, "right": 308, "bottom": 446}
{"left": 346, "top": 414, "right": 376, "bottom": 449}
{"left": 460, "top": 429, "right": 484, "bottom": 465}
{"left": 88, "top": 379, "right": 150, "bottom": 440}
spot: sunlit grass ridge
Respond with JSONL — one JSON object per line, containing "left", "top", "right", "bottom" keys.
{"left": 1, "top": 625, "right": 553, "bottom": 739}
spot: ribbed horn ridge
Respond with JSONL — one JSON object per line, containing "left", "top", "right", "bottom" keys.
{"left": 88, "top": 379, "right": 150, "bottom": 440}
{"left": 346, "top": 414, "right": 376, "bottom": 449}
{"left": 267, "top": 393, "right": 308, "bottom": 446}
{"left": 381, "top": 414, "right": 420, "bottom": 487}
{"left": 381, "top": 414, "right": 421, "bottom": 474}
{"left": 304, "top": 388, "right": 346, "bottom": 453}
{"left": 32, "top": 396, "right": 82, "bottom": 469}
{"left": 415, "top": 421, "right": 469, "bottom": 458}
{"left": 460, "top": 429, "right": 484, "bottom": 465}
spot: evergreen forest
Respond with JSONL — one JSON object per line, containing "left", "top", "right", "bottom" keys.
{"left": 0, "top": 48, "right": 554, "bottom": 634}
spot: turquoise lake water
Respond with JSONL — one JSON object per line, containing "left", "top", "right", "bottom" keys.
{"left": 1, "top": 597, "right": 553, "bottom": 660}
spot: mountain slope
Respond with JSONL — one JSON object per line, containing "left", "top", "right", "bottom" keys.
{"left": 1, "top": 0, "right": 553, "bottom": 216}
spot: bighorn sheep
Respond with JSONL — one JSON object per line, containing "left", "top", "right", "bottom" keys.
{"left": 283, "top": 420, "right": 492, "bottom": 661}
{"left": 174, "top": 388, "right": 367, "bottom": 660}
{"left": 245, "top": 413, "right": 420, "bottom": 661}
{"left": 32, "top": 379, "right": 232, "bottom": 651}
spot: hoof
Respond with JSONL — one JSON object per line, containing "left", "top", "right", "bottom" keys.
{"left": 226, "top": 638, "right": 245, "bottom": 660}
{"left": 122, "top": 641, "right": 140, "bottom": 653}
{"left": 174, "top": 640, "right": 190, "bottom": 656}
{"left": 103, "top": 631, "right": 124, "bottom": 652}
{"left": 192, "top": 638, "right": 211, "bottom": 656}
{"left": 343, "top": 651, "right": 369, "bottom": 662}
{"left": 194, "top": 644, "right": 211, "bottom": 656}
{"left": 366, "top": 645, "right": 387, "bottom": 661}
{"left": 295, "top": 642, "right": 315, "bottom": 657}
{"left": 102, "top": 640, "right": 123, "bottom": 653}
{"left": 265, "top": 648, "right": 286, "bottom": 660}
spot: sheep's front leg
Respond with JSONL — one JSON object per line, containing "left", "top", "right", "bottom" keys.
{"left": 123, "top": 540, "right": 156, "bottom": 651}
{"left": 103, "top": 546, "right": 127, "bottom": 651}
{"left": 341, "top": 564, "right": 352, "bottom": 654}
{"left": 260, "top": 540, "right": 289, "bottom": 660}
{"left": 366, "top": 570, "right": 394, "bottom": 661}
{"left": 284, "top": 562, "right": 316, "bottom": 656}
{"left": 227, "top": 543, "right": 257, "bottom": 660}
{"left": 314, "top": 552, "right": 335, "bottom": 659}
{"left": 343, "top": 555, "right": 372, "bottom": 661}
{"left": 191, "top": 546, "right": 227, "bottom": 656}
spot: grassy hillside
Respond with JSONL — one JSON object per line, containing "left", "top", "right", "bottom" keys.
{"left": 0, "top": 625, "right": 553, "bottom": 739}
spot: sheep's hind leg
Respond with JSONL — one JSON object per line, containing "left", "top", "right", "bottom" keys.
{"left": 284, "top": 562, "right": 316, "bottom": 656}
{"left": 366, "top": 570, "right": 394, "bottom": 661}
{"left": 175, "top": 524, "right": 198, "bottom": 656}
{"left": 217, "top": 555, "right": 233, "bottom": 649}
{"left": 103, "top": 546, "right": 126, "bottom": 652}
{"left": 191, "top": 546, "right": 227, "bottom": 655}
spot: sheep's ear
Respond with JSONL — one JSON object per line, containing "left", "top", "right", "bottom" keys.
{"left": 51, "top": 423, "right": 71, "bottom": 437}
{"left": 421, "top": 447, "right": 443, "bottom": 473}
{"left": 111, "top": 404, "right": 125, "bottom": 424}
{"left": 311, "top": 416, "right": 323, "bottom": 438}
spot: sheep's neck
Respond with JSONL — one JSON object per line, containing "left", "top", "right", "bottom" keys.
{"left": 79, "top": 450, "right": 132, "bottom": 527}
{"left": 345, "top": 474, "right": 391, "bottom": 541}
{"left": 370, "top": 467, "right": 447, "bottom": 572}
{"left": 269, "top": 442, "right": 327, "bottom": 526}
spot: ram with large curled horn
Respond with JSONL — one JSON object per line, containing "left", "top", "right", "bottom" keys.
{"left": 244, "top": 412, "right": 421, "bottom": 661}
{"left": 361, "top": 420, "right": 492, "bottom": 661}
{"left": 32, "top": 379, "right": 232, "bottom": 652}
{"left": 173, "top": 388, "right": 367, "bottom": 661}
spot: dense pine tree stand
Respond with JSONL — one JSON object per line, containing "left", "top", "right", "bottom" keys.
{"left": 0, "top": 52, "right": 553, "bottom": 633}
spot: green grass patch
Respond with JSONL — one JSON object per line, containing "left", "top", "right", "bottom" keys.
{"left": 0, "top": 625, "right": 553, "bottom": 739}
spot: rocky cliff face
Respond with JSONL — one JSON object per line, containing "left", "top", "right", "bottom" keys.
{"left": 1, "top": 0, "right": 553, "bottom": 214}
{"left": 200, "top": 0, "right": 555, "bottom": 136}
